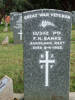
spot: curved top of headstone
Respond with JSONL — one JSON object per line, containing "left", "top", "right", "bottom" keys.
{"left": 23, "top": 9, "right": 71, "bottom": 14}
{"left": 23, "top": 9, "right": 72, "bottom": 23}
{"left": 10, "top": 12, "right": 18, "bottom": 14}
{"left": 10, "top": 12, "right": 22, "bottom": 16}
{"left": 0, "top": 76, "right": 9, "bottom": 92}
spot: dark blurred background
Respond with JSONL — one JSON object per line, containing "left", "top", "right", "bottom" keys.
{"left": 0, "top": 0, "right": 75, "bottom": 23}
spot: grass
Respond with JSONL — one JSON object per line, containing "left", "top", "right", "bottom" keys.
{"left": 0, "top": 44, "right": 24, "bottom": 93}
{"left": 71, "top": 30, "right": 75, "bottom": 41}
{"left": 0, "top": 25, "right": 14, "bottom": 44}
{"left": 0, "top": 25, "right": 24, "bottom": 92}
{"left": 0, "top": 25, "right": 75, "bottom": 92}
{"left": 70, "top": 41, "right": 75, "bottom": 91}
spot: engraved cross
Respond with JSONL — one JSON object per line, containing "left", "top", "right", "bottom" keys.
{"left": 39, "top": 51, "right": 55, "bottom": 86}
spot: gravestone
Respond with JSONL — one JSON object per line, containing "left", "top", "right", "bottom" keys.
{"left": 23, "top": 9, "right": 72, "bottom": 100}
{"left": 10, "top": 12, "right": 16, "bottom": 31}
{"left": 2, "top": 36, "right": 9, "bottom": 45}
{"left": 72, "top": 11, "right": 75, "bottom": 25}
{"left": 0, "top": 75, "right": 13, "bottom": 100}
{"left": 10, "top": 12, "right": 23, "bottom": 44}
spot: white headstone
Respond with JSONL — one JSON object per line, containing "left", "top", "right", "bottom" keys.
{"left": 0, "top": 76, "right": 13, "bottom": 100}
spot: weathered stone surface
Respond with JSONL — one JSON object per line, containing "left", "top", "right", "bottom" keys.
{"left": 10, "top": 12, "right": 16, "bottom": 31}
{"left": 10, "top": 12, "right": 23, "bottom": 44}
{"left": 0, "top": 75, "right": 13, "bottom": 100}
{"left": 72, "top": 11, "right": 75, "bottom": 25}
{"left": 23, "top": 9, "right": 72, "bottom": 100}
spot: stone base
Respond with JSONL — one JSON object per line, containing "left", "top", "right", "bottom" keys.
{"left": 13, "top": 93, "right": 75, "bottom": 100}
{"left": 13, "top": 94, "right": 24, "bottom": 100}
{"left": 70, "top": 92, "right": 75, "bottom": 100}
